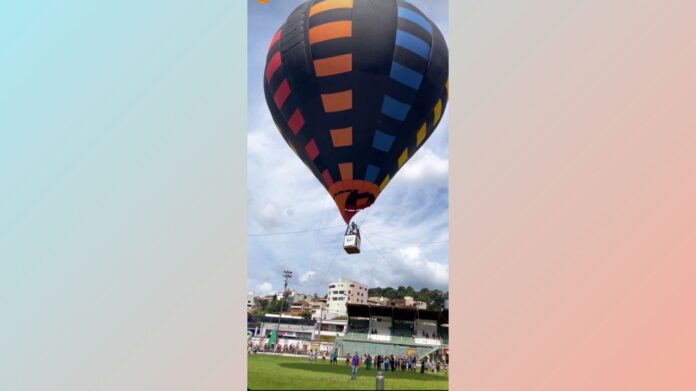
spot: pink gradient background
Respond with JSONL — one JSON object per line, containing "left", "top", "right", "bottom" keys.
{"left": 449, "top": 1, "right": 696, "bottom": 389}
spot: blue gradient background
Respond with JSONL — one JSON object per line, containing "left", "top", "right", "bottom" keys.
{"left": 1, "top": 1, "right": 246, "bottom": 390}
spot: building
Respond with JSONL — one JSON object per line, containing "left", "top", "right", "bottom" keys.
{"left": 250, "top": 314, "right": 316, "bottom": 349}
{"left": 334, "top": 303, "right": 449, "bottom": 358}
{"left": 247, "top": 291, "right": 255, "bottom": 311}
{"left": 286, "top": 291, "right": 312, "bottom": 305}
{"left": 368, "top": 296, "right": 388, "bottom": 305}
{"left": 326, "top": 278, "right": 369, "bottom": 318}
{"left": 388, "top": 297, "right": 422, "bottom": 308}
{"left": 260, "top": 294, "right": 275, "bottom": 302}
{"left": 308, "top": 299, "right": 328, "bottom": 320}
{"left": 401, "top": 296, "right": 427, "bottom": 309}
{"left": 443, "top": 291, "right": 449, "bottom": 310}
{"left": 313, "top": 319, "right": 347, "bottom": 352}
{"left": 290, "top": 300, "right": 310, "bottom": 310}
{"left": 247, "top": 313, "right": 347, "bottom": 354}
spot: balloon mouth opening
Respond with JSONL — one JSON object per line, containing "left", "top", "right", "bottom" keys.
{"left": 328, "top": 180, "right": 381, "bottom": 224}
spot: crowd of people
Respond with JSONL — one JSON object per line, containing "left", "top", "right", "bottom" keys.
{"left": 247, "top": 341, "right": 314, "bottom": 356}
{"left": 339, "top": 351, "right": 447, "bottom": 379}
{"left": 367, "top": 353, "right": 420, "bottom": 373}
{"left": 248, "top": 340, "right": 448, "bottom": 380}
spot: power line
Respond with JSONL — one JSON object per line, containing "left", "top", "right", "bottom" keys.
{"left": 316, "top": 242, "right": 344, "bottom": 290}
{"left": 248, "top": 225, "right": 345, "bottom": 237}
{"left": 363, "top": 235, "right": 391, "bottom": 265}
{"left": 362, "top": 230, "right": 449, "bottom": 245}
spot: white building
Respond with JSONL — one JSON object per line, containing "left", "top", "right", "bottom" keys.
{"left": 286, "top": 291, "right": 312, "bottom": 305}
{"left": 309, "top": 300, "right": 328, "bottom": 320}
{"left": 326, "top": 278, "right": 368, "bottom": 318}
{"left": 403, "top": 296, "right": 427, "bottom": 309}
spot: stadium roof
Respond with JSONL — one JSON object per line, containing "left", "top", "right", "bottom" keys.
{"left": 346, "top": 303, "right": 448, "bottom": 323}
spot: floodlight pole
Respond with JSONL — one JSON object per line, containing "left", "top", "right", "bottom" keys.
{"left": 274, "top": 270, "right": 292, "bottom": 351}
{"left": 315, "top": 304, "right": 326, "bottom": 349}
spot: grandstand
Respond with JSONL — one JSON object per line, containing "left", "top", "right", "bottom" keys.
{"left": 335, "top": 303, "right": 449, "bottom": 358}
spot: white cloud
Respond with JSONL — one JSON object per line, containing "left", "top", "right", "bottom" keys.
{"left": 299, "top": 271, "right": 316, "bottom": 283}
{"left": 320, "top": 244, "right": 449, "bottom": 291}
{"left": 256, "top": 281, "right": 274, "bottom": 295}
{"left": 400, "top": 147, "right": 449, "bottom": 184}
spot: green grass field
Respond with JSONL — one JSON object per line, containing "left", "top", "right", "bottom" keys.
{"left": 248, "top": 354, "right": 448, "bottom": 390}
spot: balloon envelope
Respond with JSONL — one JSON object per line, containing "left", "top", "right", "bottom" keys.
{"left": 263, "top": 0, "right": 448, "bottom": 223}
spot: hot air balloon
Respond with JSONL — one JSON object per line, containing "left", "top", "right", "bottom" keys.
{"left": 263, "top": 0, "right": 448, "bottom": 253}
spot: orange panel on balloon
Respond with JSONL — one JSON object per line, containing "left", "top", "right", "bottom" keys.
{"left": 330, "top": 127, "right": 353, "bottom": 147}
{"left": 308, "top": 21, "right": 352, "bottom": 45}
{"left": 314, "top": 54, "right": 352, "bottom": 77}
{"left": 309, "top": 0, "right": 353, "bottom": 17}
{"left": 321, "top": 90, "right": 352, "bottom": 112}
{"left": 339, "top": 162, "right": 353, "bottom": 180}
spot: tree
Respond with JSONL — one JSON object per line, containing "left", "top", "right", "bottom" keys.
{"left": 266, "top": 297, "right": 285, "bottom": 314}
{"left": 299, "top": 309, "right": 312, "bottom": 319}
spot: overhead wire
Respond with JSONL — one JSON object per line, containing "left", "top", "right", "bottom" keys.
{"left": 247, "top": 225, "right": 344, "bottom": 237}
{"left": 316, "top": 241, "right": 345, "bottom": 293}
{"left": 363, "top": 234, "right": 391, "bottom": 265}
{"left": 361, "top": 229, "right": 449, "bottom": 245}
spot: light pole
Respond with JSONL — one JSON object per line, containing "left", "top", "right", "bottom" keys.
{"left": 274, "top": 270, "right": 292, "bottom": 352}
{"left": 315, "top": 303, "right": 326, "bottom": 352}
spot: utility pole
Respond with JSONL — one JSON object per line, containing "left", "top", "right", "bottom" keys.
{"left": 274, "top": 270, "right": 292, "bottom": 352}
{"left": 315, "top": 302, "right": 326, "bottom": 351}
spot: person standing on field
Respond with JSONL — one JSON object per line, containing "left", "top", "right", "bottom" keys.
{"left": 350, "top": 352, "right": 360, "bottom": 380}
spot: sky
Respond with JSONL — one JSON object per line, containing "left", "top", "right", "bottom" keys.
{"left": 247, "top": 0, "right": 449, "bottom": 298}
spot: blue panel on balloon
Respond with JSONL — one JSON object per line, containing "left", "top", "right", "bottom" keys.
{"left": 365, "top": 164, "right": 380, "bottom": 183}
{"left": 398, "top": 7, "right": 432, "bottom": 34}
{"left": 395, "top": 30, "right": 431, "bottom": 60}
{"left": 381, "top": 95, "right": 411, "bottom": 121}
{"left": 390, "top": 62, "right": 423, "bottom": 89}
{"left": 372, "top": 130, "right": 396, "bottom": 152}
